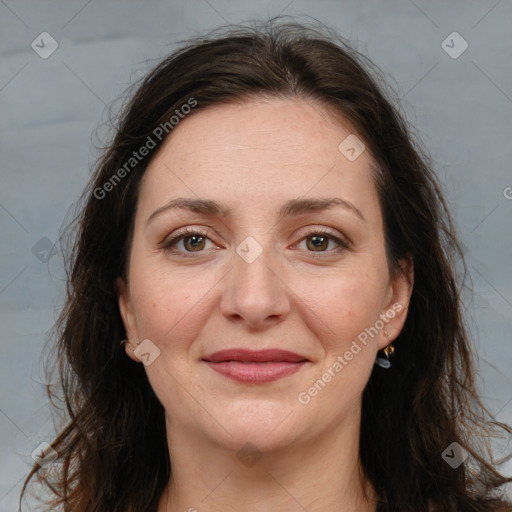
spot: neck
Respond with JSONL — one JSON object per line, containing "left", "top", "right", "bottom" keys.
{"left": 158, "top": 404, "right": 378, "bottom": 512}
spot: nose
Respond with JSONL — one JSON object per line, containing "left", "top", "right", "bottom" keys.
{"left": 219, "top": 241, "right": 291, "bottom": 330}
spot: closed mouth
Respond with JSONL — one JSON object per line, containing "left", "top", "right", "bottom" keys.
{"left": 202, "top": 348, "right": 308, "bottom": 364}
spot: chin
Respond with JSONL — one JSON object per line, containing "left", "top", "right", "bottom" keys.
{"left": 205, "top": 401, "right": 302, "bottom": 449}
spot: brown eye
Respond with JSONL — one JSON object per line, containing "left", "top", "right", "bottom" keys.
{"left": 298, "top": 228, "right": 352, "bottom": 258}
{"left": 296, "top": 229, "right": 350, "bottom": 257}
{"left": 161, "top": 228, "right": 215, "bottom": 257}
{"left": 306, "top": 234, "right": 330, "bottom": 252}
{"left": 182, "top": 235, "right": 206, "bottom": 252}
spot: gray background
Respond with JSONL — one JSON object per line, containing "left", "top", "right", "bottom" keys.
{"left": 1, "top": 0, "right": 511, "bottom": 509}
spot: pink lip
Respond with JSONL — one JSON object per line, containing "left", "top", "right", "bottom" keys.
{"left": 203, "top": 349, "right": 307, "bottom": 363}
{"left": 202, "top": 349, "right": 309, "bottom": 384}
{"left": 204, "top": 361, "right": 307, "bottom": 383}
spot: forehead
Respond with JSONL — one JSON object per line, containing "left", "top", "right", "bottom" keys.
{"left": 137, "top": 96, "right": 380, "bottom": 221}
{"left": 152, "top": 96, "right": 360, "bottom": 163}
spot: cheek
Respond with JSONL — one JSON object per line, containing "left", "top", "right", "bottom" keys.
{"left": 301, "top": 268, "right": 386, "bottom": 342}
{"left": 128, "top": 264, "right": 214, "bottom": 352}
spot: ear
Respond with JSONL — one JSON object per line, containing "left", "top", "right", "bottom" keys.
{"left": 116, "top": 277, "right": 141, "bottom": 363}
{"left": 377, "top": 254, "right": 414, "bottom": 350}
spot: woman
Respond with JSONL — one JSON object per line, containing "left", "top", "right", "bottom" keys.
{"left": 20, "top": 19, "right": 512, "bottom": 512}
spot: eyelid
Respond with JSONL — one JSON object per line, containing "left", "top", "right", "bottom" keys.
{"left": 296, "top": 226, "right": 351, "bottom": 247}
{"left": 158, "top": 226, "right": 214, "bottom": 249}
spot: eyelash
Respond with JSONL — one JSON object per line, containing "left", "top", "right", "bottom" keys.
{"left": 159, "top": 227, "right": 350, "bottom": 259}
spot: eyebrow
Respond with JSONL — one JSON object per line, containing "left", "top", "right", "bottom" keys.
{"left": 146, "top": 196, "right": 366, "bottom": 225}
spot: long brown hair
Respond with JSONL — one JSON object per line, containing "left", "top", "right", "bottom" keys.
{"left": 19, "top": 18, "right": 512, "bottom": 512}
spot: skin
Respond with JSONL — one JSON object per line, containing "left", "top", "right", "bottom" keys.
{"left": 117, "top": 96, "right": 414, "bottom": 512}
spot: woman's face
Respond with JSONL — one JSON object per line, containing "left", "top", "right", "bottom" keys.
{"left": 117, "top": 96, "right": 412, "bottom": 453}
